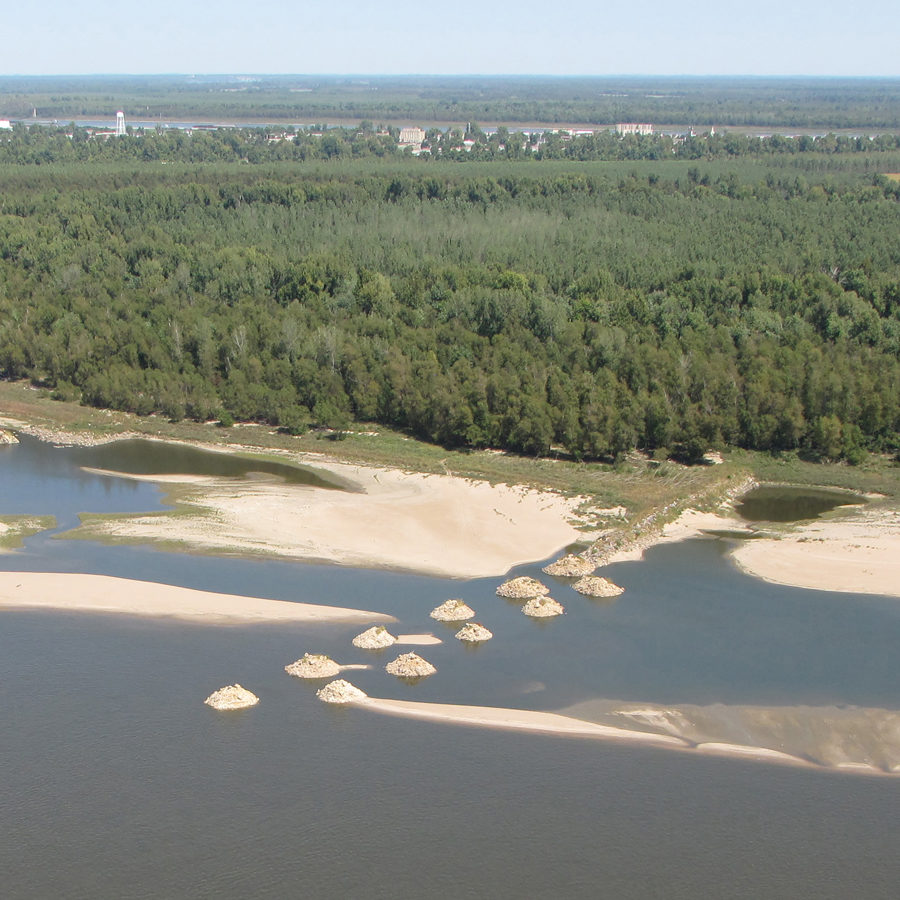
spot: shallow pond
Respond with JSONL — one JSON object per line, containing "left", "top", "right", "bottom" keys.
{"left": 74, "top": 437, "right": 351, "bottom": 489}
{"left": 735, "top": 485, "right": 866, "bottom": 522}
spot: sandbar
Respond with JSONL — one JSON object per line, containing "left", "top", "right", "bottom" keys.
{"left": 600, "top": 509, "right": 748, "bottom": 565}
{"left": 68, "top": 447, "right": 588, "bottom": 578}
{"left": 730, "top": 508, "right": 900, "bottom": 598}
{"left": 355, "top": 696, "right": 900, "bottom": 774}
{"left": 693, "top": 742, "right": 808, "bottom": 765}
{"left": 0, "top": 571, "right": 394, "bottom": 624}
{"left": 356, "top": 697, "right": 689, "bottom": 747}
{"left": 600, "top": 503, "right": 900, "bottom": 600}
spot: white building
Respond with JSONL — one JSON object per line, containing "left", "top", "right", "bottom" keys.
{"left": 398, "top": 126, "right": 426, "bottom": 148}
{"left": 0, "top": 120, "right": 11, "bottom": 130}
{"left": 615, "top": 123, "right": 653, "bottom": 136}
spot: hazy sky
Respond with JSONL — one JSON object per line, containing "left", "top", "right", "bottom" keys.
{"left": 6, "top": 0, "right": 899, "bottom": 76}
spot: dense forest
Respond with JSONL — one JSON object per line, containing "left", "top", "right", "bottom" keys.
{"left": 1, "top": 152, "right": 900, "bottom": 463}
{"left": 3, "top": 75, "right": 900, "bottom": 130}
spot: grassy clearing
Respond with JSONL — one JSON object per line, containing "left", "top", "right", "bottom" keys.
{"left": 738, "top": 450, "right": 900, "bottom": 501}
{"left": 0, "top": 514, "right": 56, "bottom": 550}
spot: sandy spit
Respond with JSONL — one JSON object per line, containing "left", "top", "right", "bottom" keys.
{"left": 72, "top": 449, "right": 588, "bottom": 579}
{"left": 730, "top": 508, "right": 900, "bottom": 599}
{"left": 599, "top": 509, "right": 748, "bottom": 565}
{"left": 355, "top": 697, "right": 689, "bottom": 747}
{"left": 0, "top": 571, "right": 394, "bottom": 624}
{"left": 348, "top": 697, "right": 900, "bottom": 775}
{"left": 692, "top": 742, "right": 809, "bottom": 766}
{"left": 597, "top": 501, "right": 900, "bottom": 601}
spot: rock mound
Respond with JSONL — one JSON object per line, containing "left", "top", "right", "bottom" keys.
{"left": 430, "top": 599, "right": 475, "bottom": 621}
{"left": 204, "top": 684, "right": 259, "bottom": 710}
{"left": 572, "top": 576, "right": 625, "bottom": 598}
{"left": 522, "top": 597, "right": 565, "bottom": 618}
{"left": 455, "top": 623, "right": 493, "bottom": 643}
{"left": 385, "top": 652, "right": 437, "bottom": 678}
{"left": 0, "top": 430, "right": 18, "bottom": 445}
{"left": 284, "top": 653, "right": 341, "bottom": 678}
{"left": 542, "top": 554, "right": 595, "bottom": 577}
{"left": 316, "top": 679, "right": 368, "bottom": 704}
{"left": 352, "top": 625, "right": 397, "bottom": 649}
{"left": 496, "top": 576, "right": 550, "bottom": 599}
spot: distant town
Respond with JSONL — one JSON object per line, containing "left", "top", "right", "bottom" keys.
{"left": 0, "top": 111, "right": 846, "bottom": 155}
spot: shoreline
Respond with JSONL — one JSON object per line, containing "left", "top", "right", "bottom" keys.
{"left": 62, "top": 449, "right": 589, "bottom": 579}
{"left": 6, "top": 409, "right": 900, "bottom": 596}
{"left": 0, "top": 571, "right": 394, "bottom": 624}
{"left": 591, "top": 484, "right": 900, "bottom": 600}
{"left": 356, "top": 696, "right": 900, "bottom": 775}
{"left": 729, "top": 507, "right": 900, "bottom": 598}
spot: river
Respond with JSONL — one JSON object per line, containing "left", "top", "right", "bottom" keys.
{"left": 1, "top": 435, "right": 898, "bottom": 899}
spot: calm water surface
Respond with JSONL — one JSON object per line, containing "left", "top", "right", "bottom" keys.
{"left": 735, "top": 485, "right": 865, "bottom": 522}
{"left": 1, "top": 437, "right": 898, "bottom": 899}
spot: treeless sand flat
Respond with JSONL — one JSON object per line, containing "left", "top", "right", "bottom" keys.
{"left": 358, "top": 697, "right": 900, "bottom": 774}
{"left": 0, "top": 572, "right": 394, "bottom": 624}
{"left": 357, "top": 697, "right": 690, "bottom": 747}
{"left": 72, "top": 451, "right": 588, "bottom": 578}
{"left": 395, "top": 634, "right": 442, "bottom": 645}
{"left": 599, "top": 504, "right": 900, "bottom": 601}
{"left": 693, "top": 742, "right": 809, "bottom": 766}
{"left": 730, "top": 510, "right": 900, "bottom": 598}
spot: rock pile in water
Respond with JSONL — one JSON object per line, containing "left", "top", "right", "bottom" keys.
{"left": 572, "top": 576, "right": 625, "bottom": 598}
{"left": 522, "top": 597, "right": 565, "bottom": 618}
{"left": 542, "top": 554, "right": 595, "bottom": 577}
{"left": 352, "top": 625, "right": 397, "bottom": 649}
{"left": 385, "top": 652, "right": 437, "bottom": 678}
{"left": 455, "top": 623, "right": 493, "bottom": 643}
{"left": 284, "top": 653, "right": 342, "bottom": 678}
{"left": 316, "top": 680, "right": 368, "bottom": 704}
{"left": 204, "top": 684, "right": 260, "bottom": 710}
{"left": 430, "top": 599, "right": 475, "bottom": 621}
{"left": 496, "top": 576, "right": 550, "bottom": 599}
{"left": 0, "top": 430, "right": 18, "bottom": 445}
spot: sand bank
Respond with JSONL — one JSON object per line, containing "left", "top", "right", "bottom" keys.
{"left": 68, "top": 449, "right": 588, "bottom": 578}
{"left": 597, "top": 499, "right": 900, "bottom": 600}
{"left": 599, "top": 509, "right": 748, "bottom": 566}
{"left": 730, "top": 508, "right": 900, "bottom": 598}
{"left": 357, "top": 697, "right": 689, "bottom": 747}
{"left": 563, "top": 698, "right": 900, "bottom": 773}
{"left": 353, "top": 695, "right": 900, "bottom": 774}
{"left": 0, "top": 571, "right": 394, "bottom": 624}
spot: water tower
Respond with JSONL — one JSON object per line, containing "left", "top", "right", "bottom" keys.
{"left": 115, "top": 111, "right": 126, "bottom": 136}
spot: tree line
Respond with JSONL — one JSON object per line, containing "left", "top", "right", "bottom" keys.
{"left": 1, "top": 157, "right": 899, "bottom": 463}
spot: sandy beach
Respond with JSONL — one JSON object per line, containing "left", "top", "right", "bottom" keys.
{"left": 0, "top": 571, "right": 394, "bottom": 624}
{"left": 355, "top": 695, "right": 900, "bottom": 774}
{"left": 70, "top": 451, "right": 588, "bottom": 578}
{"left": 730, "top": 508, "right": 900, "bottom": 598}
{"left": 600, "top": 509, "right": 747, "bottom": 565}
{"left": 599, "top": 502, "right": 900, "bottom": 600}
{"left": 357, "top": 696, "right": 690, "bottom": 747}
